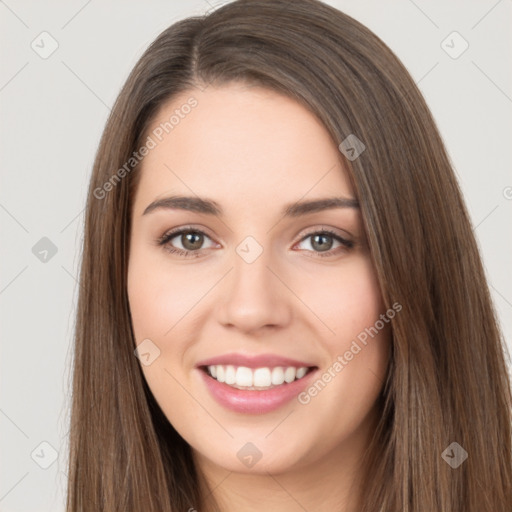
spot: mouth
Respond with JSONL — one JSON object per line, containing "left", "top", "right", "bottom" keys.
{"left": 198, "top": 363, "right": 320, "bottom": 414}
{"left": 199, "top": 364, "right": 318, "bottom": 391}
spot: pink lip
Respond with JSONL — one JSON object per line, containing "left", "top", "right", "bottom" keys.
{"left": 198, "top": 366, "right": 318, "bottom": 414}
{"left": 195, "top": 352, "right": 316, "bottom": 369}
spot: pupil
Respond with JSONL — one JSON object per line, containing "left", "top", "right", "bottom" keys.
{"left": 312, "top": 234, "right": 332, "bottom": 252}
{"left": 183, "top": 232, "right": 203, "bottom": 250}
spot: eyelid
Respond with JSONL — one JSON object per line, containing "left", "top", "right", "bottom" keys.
{"left": 158, "top": 224, "right": 216, "bottom": 239}
{"left": 156, "top": 224, "right": 219, "bottom": 248}
{"left": 292, "top": 227, "right": 354, "bottom": 255}
{"left": 157, "top": 224, "right": 354, "bottom": 257}
{"left": 295, "top": 224, "right": 353, "bottom": 242}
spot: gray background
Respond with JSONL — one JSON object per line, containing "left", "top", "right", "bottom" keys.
{"left": 1, "top": 1, "right": 511, "bottom": 510}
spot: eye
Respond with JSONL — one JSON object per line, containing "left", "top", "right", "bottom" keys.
{"left": 295, "top": 228, "right": 354, "bottom": 258}
{"left": 157, "top": 226, "right": 354, "bottom": 259}
{"left": 157, "top": 227, "right": 217, "bottom": 258}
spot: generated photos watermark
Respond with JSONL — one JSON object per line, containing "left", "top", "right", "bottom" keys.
{"left": 297, "top": 301, "right": 402, "bottom": 405}
{"left": 93, "top": 96, "right": 198, "bottom": 200}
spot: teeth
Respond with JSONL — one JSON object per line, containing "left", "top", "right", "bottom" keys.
{"left": 254, "top": 368, "right": 271, "bottom": 387}
{"left": 271, "top": 367, "right": 285, "bottom": 385}
{"left": 225, "top": 365, "right": 236, "bottom": 385}
{"left": 284, "top": 367, "right": 296, "bottom": 383}
{"left": 236, "top": 366, "right": 253, "bottom": 387}
{"left": 296, "top": 367, "right": 307, "bottom": 379}
{"left": 206, "top": 365, "right": 310, "bottom": 389}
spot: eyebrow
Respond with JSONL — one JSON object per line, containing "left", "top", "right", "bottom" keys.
{"left": 142, "top": 195, "right": 359, "bottom": 217}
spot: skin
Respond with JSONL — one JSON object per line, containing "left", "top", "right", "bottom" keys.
{"left": 127, "top": 82, "right": 391, "bottom": 512}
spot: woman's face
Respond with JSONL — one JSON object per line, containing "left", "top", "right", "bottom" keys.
{"left": 127, "top": 82, "right": 391, "bottom": 476}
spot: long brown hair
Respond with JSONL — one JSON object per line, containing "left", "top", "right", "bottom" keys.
{"left": 66, "top": 0, "right": 512, "bottom": 510}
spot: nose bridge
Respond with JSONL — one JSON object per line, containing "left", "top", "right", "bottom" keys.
{"left": 217, "top": 235, "right": 292, "bottom": 331}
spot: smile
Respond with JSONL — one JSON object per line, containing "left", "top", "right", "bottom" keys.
{"left": 198, "top": 364, "right": 319, "bottom": 414}
{"left": 204, "top": 364, "right": 313, "bottom": 390}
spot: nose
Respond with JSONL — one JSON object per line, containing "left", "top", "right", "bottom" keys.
{"left": 216, "top": 246, "right": 293, "bottom": 334}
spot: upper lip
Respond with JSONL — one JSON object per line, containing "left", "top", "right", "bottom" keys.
{"left": 196, "top": 353, "right": 317, "bottom": 369}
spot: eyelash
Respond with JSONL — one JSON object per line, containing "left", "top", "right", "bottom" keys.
{"left": 156, "top": 226, "right": 354, "bottom": 259}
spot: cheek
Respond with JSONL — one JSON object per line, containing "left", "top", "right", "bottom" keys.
{"left": 127, "top": 250, "right": 200, "bottom": 343}
{"left": 127, "top": 251, "right": 199, "bottom": 418}
{"left": 301, "top": 256, "right": 390, "bottom": 403}
{"left": 304, "top": 256, "right": 385, "bottom": 342}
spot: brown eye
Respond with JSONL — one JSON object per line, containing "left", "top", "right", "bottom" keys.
{"left": 310, "top": 233, "right": 334, "bottom": 252}
{"left": 157, "top": 228, "right": 216, "bottom": 257}
{"left": 295, "top": 229, "right": 354, "bottom": 258}
{"left": 180, "top": 232, "right": 205, "bottom": 251}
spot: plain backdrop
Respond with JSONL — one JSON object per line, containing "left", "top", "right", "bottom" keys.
{"left": 1, "top": 1, "right": 511, "bottom": 510}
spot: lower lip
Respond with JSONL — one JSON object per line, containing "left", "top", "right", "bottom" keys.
{"left": 198, "top": 367, "right": 318, "bottom": 414}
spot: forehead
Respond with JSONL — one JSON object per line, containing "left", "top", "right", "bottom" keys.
{"left": 133, "top": 83, "right": 354, "bottom": 215}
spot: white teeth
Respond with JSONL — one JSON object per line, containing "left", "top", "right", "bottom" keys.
{"left": 206, "top": 365, "right": 310, "bottom": 389}
{"left": 236, "top": 366, "right": 253, "bottom": 387}
{"left": 225, "top": 365, "right": 236, "bottom": 385}
{"left": 284, "top": 367, "right": 296, "bottom": 383}
{"left": 216, "top": 365, "right": 225, "bottom": 383}
{"left": 271, "top": 367, "right": 285, "bottom": 385}
{"left": 253, "top": 368, "right": 271, "bottom": 387}
{"left": 296, "top": 367, "right": 307, "bottom": 379}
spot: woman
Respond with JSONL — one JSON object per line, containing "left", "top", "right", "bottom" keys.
{"left": 66, "top": 0, "right": 512, "bottom": 510}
